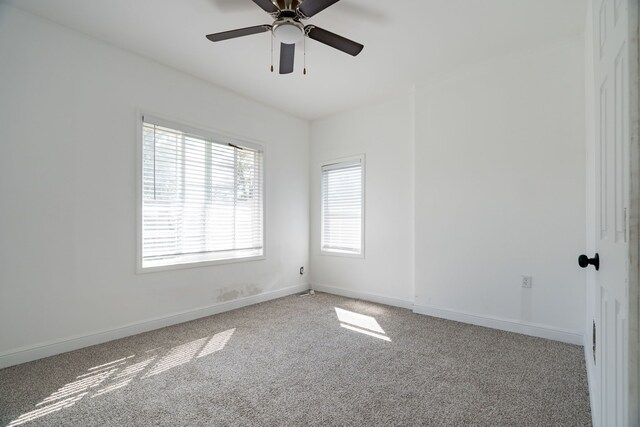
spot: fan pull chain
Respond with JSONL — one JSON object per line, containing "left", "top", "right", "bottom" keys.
{"left": 270, "top": 32, "right": 274, "bottom": 73}
{"left": 303, "top": 36, "right": 307, "bottom": 75}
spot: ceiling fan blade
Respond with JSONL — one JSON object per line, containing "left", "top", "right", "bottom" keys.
{"left": 298, "top": 0, "right": 340, "bottom": 18}
{"left": 279, "top": 43, "right": 295, "bottom": 74}
{"left": 306, "top": 26, "right": 363, "bottom": 56}
{"left": 206, "top": 25, "right": 271, "bottom": 42}
{"left": 251, "top": 0, "right": 280, "bottom": 14}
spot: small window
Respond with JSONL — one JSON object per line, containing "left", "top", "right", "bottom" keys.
{"left": 139, "top": 116, "right": 264, "bottom": 271}
{"left": 321, "top": 155, "right": 365, "bottom": 256}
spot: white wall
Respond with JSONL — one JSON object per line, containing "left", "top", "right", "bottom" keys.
{"left": 414, "top": 38, "right": 587, "bottom": 338}
{"left": 307, "top": 38, "right": 587, "bottom": 343}
{"left": 309, "top": 93, "right": 415, "bottom": 307}
{"left": 0, "top": 5, "right": 309, "bottom": 360}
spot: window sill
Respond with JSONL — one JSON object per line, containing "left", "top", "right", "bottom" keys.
{"left": 320, "top": 250, "right": 364, "bottom": 259}
{"left": 137, "top": 254, "right": 265, "bottom": 274}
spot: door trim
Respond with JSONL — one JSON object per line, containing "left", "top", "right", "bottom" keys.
{"left": 627, "top": 1, "right": 639, "bottom": 424}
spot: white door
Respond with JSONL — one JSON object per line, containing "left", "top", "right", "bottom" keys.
{"left": 590, "top": 0, "right": 638, "bottom": 426}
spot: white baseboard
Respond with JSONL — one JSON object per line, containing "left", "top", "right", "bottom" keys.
{"left": 413, "top": 304, "right": 583, "bottom": 346}
{"left": 308, "top": 285, "right": 582, "bottom": 346}
{"left": 0, "top": 284, "right": 309, "bottom": 369}
{"left": 311, "top": 284, "right": 414, "bottom": 310}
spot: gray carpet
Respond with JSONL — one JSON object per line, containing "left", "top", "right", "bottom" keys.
{"left": 0, "top": 292, "right": 591, "bottom": 426}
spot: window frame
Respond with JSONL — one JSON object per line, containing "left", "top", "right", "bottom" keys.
{"left": 136, "top": 112, "right": 266, "bottom": 274}
{"left": 320, "top": 154, "right": 366, "bottom": 258}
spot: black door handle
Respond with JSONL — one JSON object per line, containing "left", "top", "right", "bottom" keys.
{"left": 578, "top": 253, "right": 599, "bottom": 271}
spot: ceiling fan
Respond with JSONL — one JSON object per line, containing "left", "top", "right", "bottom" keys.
{"left": 206, "top": 0, "right": 364, "bottom": 74}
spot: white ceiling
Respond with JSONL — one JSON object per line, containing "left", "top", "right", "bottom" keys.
{"left": 7, "top": 0, "right": 586, "bottom": 120}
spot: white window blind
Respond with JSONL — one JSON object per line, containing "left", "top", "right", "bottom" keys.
{"left": 141, "top": 118, "right": 264, "bottom": 269}
{"left": 321, "top": 157, "right": 364, "bottom": 255}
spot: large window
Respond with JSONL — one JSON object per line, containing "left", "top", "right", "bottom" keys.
{"left": 140, "top": 116, "right": 264, "bottom": 270}
{"left": 321, "top": 155, "right": 365, "bottom": 256}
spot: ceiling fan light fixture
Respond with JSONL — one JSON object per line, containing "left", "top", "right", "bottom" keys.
{"left": 273, "top": 21, "right": 304, "bottom": 44}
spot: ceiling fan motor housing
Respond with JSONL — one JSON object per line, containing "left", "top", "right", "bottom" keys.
{"left": 272, "top": 0, "right": 302, "bottom": 12}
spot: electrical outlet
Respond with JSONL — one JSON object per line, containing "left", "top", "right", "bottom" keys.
{"left": 522, "top": 275, "right": 532, "bottom": 288}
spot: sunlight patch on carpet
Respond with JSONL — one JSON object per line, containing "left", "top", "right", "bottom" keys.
{"left": 335, "top": 307, "right": 391, "bottom": 341}
{"left": 7, "top": 329, "right": 236, "bottom": 425}
{"left": 197, "top": 328, "right": 235, "bottom": 358}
